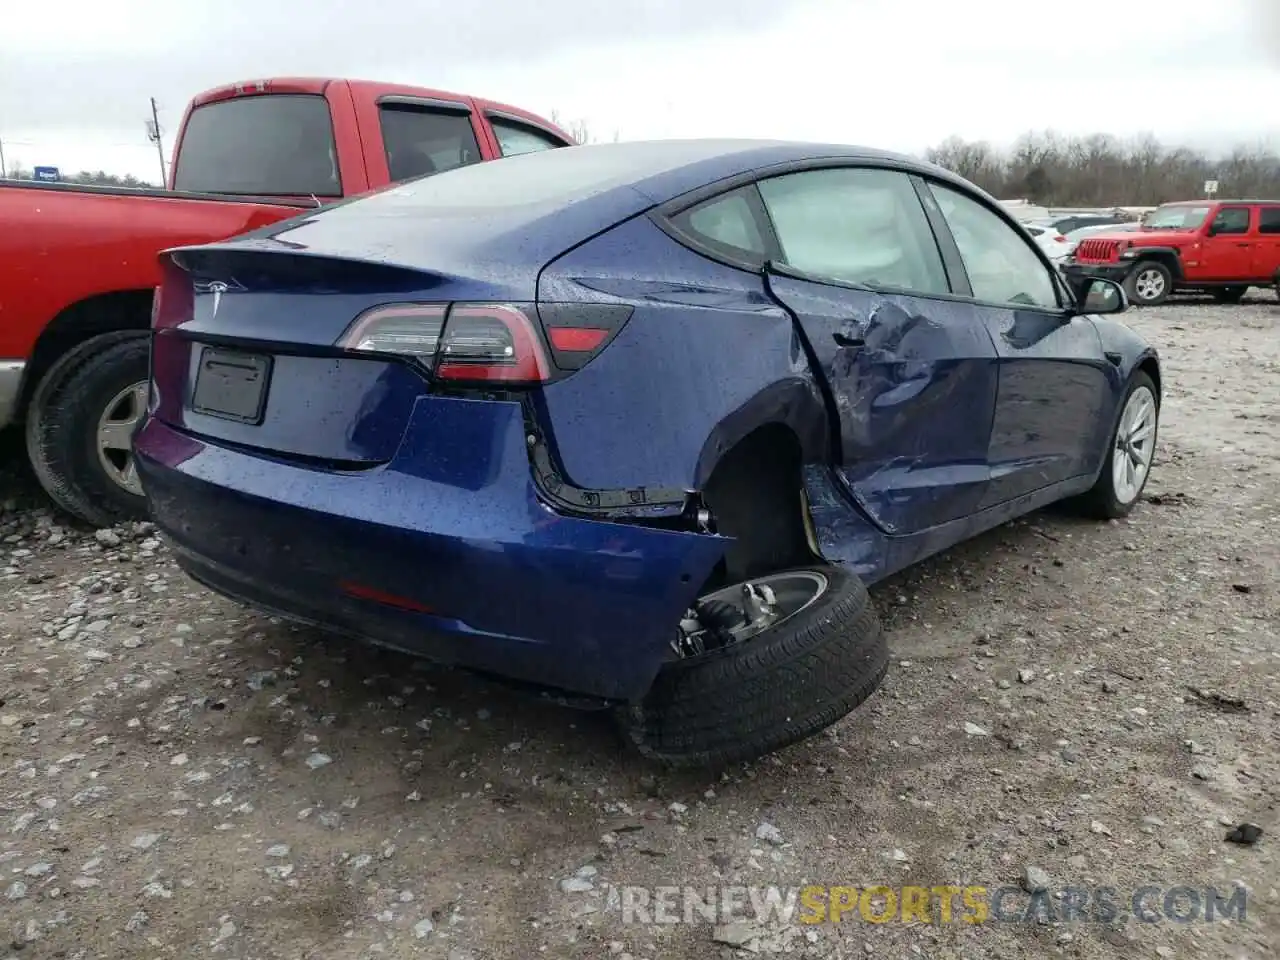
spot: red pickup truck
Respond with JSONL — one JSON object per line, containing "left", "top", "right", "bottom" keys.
{"left": 0, "top": 77, "right": 574, "bottom": 526}
{"left": 1062, "top": 198, "right": 1280, "bottom": 306}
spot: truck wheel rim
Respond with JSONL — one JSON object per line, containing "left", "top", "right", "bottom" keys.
{"left": 96, "top": 381, "right": 149, "bottom": 497}
{"left": 1112, "top": 385, "right": 1157, "bottom": 505}
{"left": 1133, "top": 269, "right": 1166, "bottom": 301}
{"left": 671, "top": 570, "right": 829, "bottom": 659}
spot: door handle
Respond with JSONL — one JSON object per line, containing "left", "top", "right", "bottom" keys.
{"left": 833, "top": 331, "right": 865, "bottom": 349}
{"left": 1237, "top": 242, "right": 1252, "bottom": 248}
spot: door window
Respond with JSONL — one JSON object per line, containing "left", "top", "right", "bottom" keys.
{"left": 929, "top": 183, "right": 1060, "bottom": 309}
{"left": 756, "top": 167, "right": 949, "bottom": 295}
{"left": 1210, "top": 206, "right": 1252, "bottom": 235}
{"left": 1259, "top": 208, "right": 1280, "bottom": 234}
{"left": 491, "top": 118, "right": 569, "bottom": 157}
{"left": 378, "top": 104, "right": 482, "bottom": 183}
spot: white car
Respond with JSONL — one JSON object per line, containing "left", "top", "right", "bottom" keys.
{"left": 1024, "top": 223, "right": 1072, "bottom": 261}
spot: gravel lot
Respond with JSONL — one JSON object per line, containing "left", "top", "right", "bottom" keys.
{"left": 1, "top": 299, "right": 1277, "bottom": 960}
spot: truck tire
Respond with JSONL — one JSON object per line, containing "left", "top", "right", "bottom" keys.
{"left": 1211, "top": 286, "right": 1248, "bottom": 304}
{"left": 1124, "top": 261, "right": 1173, "bottom": 306}
{"left": 618, "top": 563, "right": 888, "bottom": 768}
{"left": 26, "top": 333, "right": 152, "bottom": 528}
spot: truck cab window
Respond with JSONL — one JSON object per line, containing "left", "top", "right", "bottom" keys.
{"left": 173, "top": 94, "right": 342, "bottom": 197}
{"left": 491, "top": 118, "right": 570, "bottom": 157}
{"left": 379, "top": 105, "right": 482, "bottom": 183}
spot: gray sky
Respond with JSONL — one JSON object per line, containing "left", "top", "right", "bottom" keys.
{"left": 3, "top": 0, "right": 1279, "bottom": 180}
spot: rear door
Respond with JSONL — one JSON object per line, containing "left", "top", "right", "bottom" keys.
{"left": 754, "top": 165, "right": 999, "bottom": 536}
{"left": 1253, "top": 206, "right": 1280, "bottom": 280}
{"left": 922, "top": 179, "right": 1112, "bottom": 505}
{"left": 1199, "top": 204, "right": 1255, "bottom": 280}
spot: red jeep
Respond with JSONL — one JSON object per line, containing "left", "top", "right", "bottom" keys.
{"left": 1063, "top": 199, "right": 1280, "bottom": 306}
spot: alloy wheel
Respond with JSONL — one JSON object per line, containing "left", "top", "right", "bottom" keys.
{"left": 1112, "top": 385, "right": 1157, "bottom": 504}
{"left": 95, "top": 381, "right": 149, "bottom": 496}
{"left": 1133, "top": 268, "right": 1167, "bottom": 302}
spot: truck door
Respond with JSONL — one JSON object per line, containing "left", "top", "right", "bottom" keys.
{"left": 1199, "top": 205, "right": 1255, "bottom": 280}
{"left": 1253, "top": 206, "right": 1280, "bottom": 281}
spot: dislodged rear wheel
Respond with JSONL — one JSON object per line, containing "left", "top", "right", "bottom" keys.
{"left": 619, "top": 563, "right": 888, "bottom": 768}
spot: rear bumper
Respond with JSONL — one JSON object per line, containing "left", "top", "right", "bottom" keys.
{"left": 133, "top": 398, "right": 727, "bottom": 702}
{"left": 0, "top": 360, "right": 25, "bottom": 429}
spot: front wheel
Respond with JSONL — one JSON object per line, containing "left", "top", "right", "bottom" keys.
{"left": 617, "top": 564, "right": 888, "bottom": 768}
{"left": 1124, "top": 261, "right": 1173, "bottom": 306}
{"left": 1075, "top": 371, "right": 1159, "bottom": 519}
{"left": 25, "top": 333, "right": 152, "bottom": 528}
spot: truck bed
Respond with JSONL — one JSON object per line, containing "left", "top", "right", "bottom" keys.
{"left": 0, "top": 177, "right": 319, "bottom": 208}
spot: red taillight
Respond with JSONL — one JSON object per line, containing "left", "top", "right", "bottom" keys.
{"left": 336, "top": 301, "right": 633, "bottom": 385}
{"left": 547, "top": 326, "right": 609, "bottom": 352}
{"left": 1054, "top": 234, "right": 1068, "bottom": 243}
{"left": 436, "top": 304, "right": 551, "bottom": 384}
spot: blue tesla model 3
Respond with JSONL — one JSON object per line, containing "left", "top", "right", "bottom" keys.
{"left": 134, "top": 138, "right": 1161, "bottom": 766}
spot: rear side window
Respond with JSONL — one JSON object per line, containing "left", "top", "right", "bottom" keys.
{"left": 379, "top": 104, "right": 482, "bottom": 183}
{"left": 670, "top": 187, "right": 768, "bottom": 260}
{"left": 491, "top": 118, "right": 569, "bottom": 157}
{"left": 757, "top": 167, "right": 949, "bottom": 295}
{"left": 173, "top": 94, "right": 341, "bottom": 197}
{"left": 1260, "top": 208, "right": 1280, "bottom": 234}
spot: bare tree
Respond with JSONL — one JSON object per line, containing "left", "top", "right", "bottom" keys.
{"left": 924, "top": 130, "right": 1280, "bottom": 205}
{"left": 550, "top": 110, "right": 620, "bottom": 146}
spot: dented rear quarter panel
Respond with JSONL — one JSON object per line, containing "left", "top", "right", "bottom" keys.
{"left": 535, "top": 215, "right": 829, "bottom": 493}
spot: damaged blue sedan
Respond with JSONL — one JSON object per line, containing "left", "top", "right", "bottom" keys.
{"left": 134, "top": 139, "right": 1161, "bottom": 766}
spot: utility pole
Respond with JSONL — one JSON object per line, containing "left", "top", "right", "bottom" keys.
{"left": 146, "top": 98, "right": 166, "bottom": 185}
{"left": 0, "top": 135, "right": 6, "bottom": 178}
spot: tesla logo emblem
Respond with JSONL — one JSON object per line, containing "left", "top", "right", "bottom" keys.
{"left": 208, "top": 281, "right": 228, "bottom": 319}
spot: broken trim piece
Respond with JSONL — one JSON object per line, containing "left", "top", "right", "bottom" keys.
{"left": 523, "top": 417, "right": 694, "bottom": 522}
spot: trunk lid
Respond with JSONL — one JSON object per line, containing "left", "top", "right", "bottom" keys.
{"left": 151, "top": 246, "right": 522, "bottom": 466}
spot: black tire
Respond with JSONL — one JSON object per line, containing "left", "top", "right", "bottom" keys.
{"left": 1074, "top": 371, "right": 1160, "bottom": 520}
{"left": 618, "top": 563, "right": 888, "bottom": 768}
{"left": 25, "top": 333, "right": 152, "bottom": 527}
{"left": 1211, "top": 286, "right": 1248, "bottom": 304}
{"left": 1124, "top": 261, "right": 1173, "bottom": 306}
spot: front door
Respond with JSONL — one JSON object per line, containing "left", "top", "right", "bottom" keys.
{"left": 1199, "top": 205, "right": 1255, "bottom": 281}
{"left": 755, "top": 166, "right": 999, "bottom": 536}
{"left": 923, "top": 180, "right": 1114, "bottom": 505}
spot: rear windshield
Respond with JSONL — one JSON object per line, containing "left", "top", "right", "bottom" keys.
{"left": 339, "top": 140, "right": 744, "bottom": 216}
{"left": 172, "top": 94, "right": 342, "bottom": 197}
